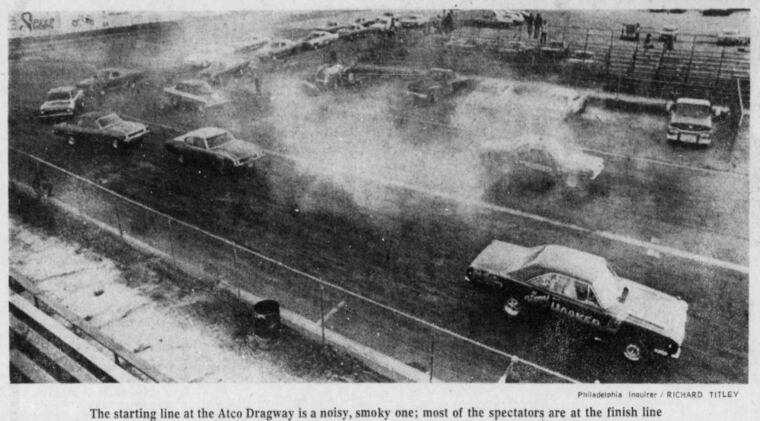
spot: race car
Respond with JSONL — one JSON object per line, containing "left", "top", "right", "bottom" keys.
{"left": 76, "top": 67, "right": 143, "bottom": 95}
{"left": 52, "top": 111, "right": 148, "bottom": 149}
{"left": 404, "top": 68, "right": 475, "bottom": 104}
{"left": 38, "top": 86, "right": 85, "bottom": 120}
{"left": 163, "top": 79, "right": 229, "bottom": 110}
{"left": 301, "top": 30, "right": 339, "bottom": 49}
{"left": 465, "top": 242, "right": 689, "bottom": 362}
{"left": 164, "top": 127, "right": 264, "bottom": 174}
{"left": 480, "top": 140, "right": 604, "bottom": 188}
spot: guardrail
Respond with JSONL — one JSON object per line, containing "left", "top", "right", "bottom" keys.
{"left": 10, "top": 270, "right": 173, "bottom": 383}
{"left": 10, "top": 146, "right": 580, "bottom": 383}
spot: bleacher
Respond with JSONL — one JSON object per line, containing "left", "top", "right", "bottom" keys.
{"left": 9, "top": 272, "right": 172, "bottom": 383}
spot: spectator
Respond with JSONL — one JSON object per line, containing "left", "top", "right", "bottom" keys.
{"left": 526, "top": 13, "right": 534, "bottom": 37}
{"left": 534, "top": 13, "right": 543, "bottom": 39}
{"left": 32, "top": 168, "right": 52, "bottom": 199}
{"left": 643, "top": 33, "right": 654, "bottom": 56}
{"left": 635, "top": 23, "right": 641, "bottom": 42}
{"left": 540, "top": 20, "right": 548, "bottom": 44}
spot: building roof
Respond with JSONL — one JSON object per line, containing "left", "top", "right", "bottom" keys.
{"left": 48, "top": 86, "right": 77, "bottom": 93}
{"left": 676, "top": 97, "right": 711, "bottom": 106}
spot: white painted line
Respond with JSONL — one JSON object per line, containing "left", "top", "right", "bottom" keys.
{"left": 580, "top": 146, "right": 748, "bottom": 179}
{"left": 265, "top": 150, "right": 748, "bottom": 275}
{"left": 318, "top": 300, "right": 346, "bottom": 326}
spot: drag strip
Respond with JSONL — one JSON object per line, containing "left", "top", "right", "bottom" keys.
{"left": 118, "top": 113, "right": 748, "bottom": 275}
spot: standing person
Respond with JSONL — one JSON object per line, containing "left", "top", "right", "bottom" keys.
{"left": 526, "top": 13, "right": 534, "bottom": 37}
{"left": 540, "top": 20, "right": 548, "bottom": 44}
{"left": 643, "top": 33, "right": 653, "bottom": 56}
{"left": 534, "top": 13, "right": 542, "bottom": 39}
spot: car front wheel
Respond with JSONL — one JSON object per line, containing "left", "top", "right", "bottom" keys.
{"left": 502, "top": 296, "right": 522, "bottom": 318}
{"left": 112, "top": 139, "right": 120, "bottom": 149}
{"left": 622, "top": 340, "right": 646, "bottom": 362}
{"left": 67, "top": 136, "right": 76, "bottom": 146}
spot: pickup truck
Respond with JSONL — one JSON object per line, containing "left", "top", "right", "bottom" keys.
{"left": 466, "top": 241, "right": 688, "bottom": 362}
{"left": 666, "top": 97, "right": 721, "bottom": 145}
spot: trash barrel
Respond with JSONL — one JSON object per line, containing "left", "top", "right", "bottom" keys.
{"left": 253, "top": 300, "right": 281, "bottom": 338}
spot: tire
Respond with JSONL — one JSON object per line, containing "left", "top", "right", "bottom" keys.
{"left": 112, "top": 138, "right": 120, "bottom": 150}
{"left": 502, "top": 296, "right": 522, "bottom": 318}
{"left": 622, "top": 340, "right": 646, "bottom": 362}
{"left": 67, "top": 136, "right": 76, "bottom": 146}
{"left": 177, "top": 154, "right": 186, "bottom": 165}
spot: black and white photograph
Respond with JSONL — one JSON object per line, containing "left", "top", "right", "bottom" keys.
{"left": 3, "top": 0, "right": 757, "bottom": 419}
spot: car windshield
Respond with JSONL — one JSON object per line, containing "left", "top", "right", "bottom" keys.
{"left": 182, "top": 83, "right": 211, "bottom": 95}
{"left": 206, "top": 132, "right": 233, "bottom": 148}
{"left": 592, "top": 264, "right": 623, "bottom": 308}
{"left": 675, "top": 103, "right": 711, "bottom": 118}
{"left": 47, "top": 91, "right": 71, "bottom": 101}
{"left": 96, "top": 114, "right": 121, "bottom": 128}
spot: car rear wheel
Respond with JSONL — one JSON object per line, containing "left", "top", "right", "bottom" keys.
{"left": 112, "top": 139, "right": 120, "bottom": 150}
{"left": 502, "top": 296, "right": 521, "bottom": 317}
{"left": 177, "top": 154, "right": 186, "bottom": 165}
{"left": 622, "top": 341, "right": 646, "bottom": 362}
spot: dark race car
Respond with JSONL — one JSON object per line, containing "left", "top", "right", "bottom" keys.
{"left": 52, "top": 111, "right": 149, "bottom": 149}
{"left": 405, "top": 68, "right": 475, "bottom": 104}
{"left": 466, "top": 241, "right": 688, "bottom": 362}
{"left": 76, "top": 67, "right": 144, "bottom": 95}
{"left": 164, "top": 127, "right": 264, "bottom": 174}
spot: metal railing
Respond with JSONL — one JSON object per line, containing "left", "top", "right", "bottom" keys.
{"left": 9, "top": 146, "right": 580, "bottom": 383}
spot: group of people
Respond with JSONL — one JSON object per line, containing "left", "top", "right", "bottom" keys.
{"left": 525, "top": 13, "right": 548, "bottom": 44}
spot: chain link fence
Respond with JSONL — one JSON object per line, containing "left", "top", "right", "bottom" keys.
{"left": 10, "top": 147, "right": 579, "bottom": 383}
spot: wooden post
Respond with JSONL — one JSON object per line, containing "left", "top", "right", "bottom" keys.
{"left": 684, "top": 34, "right": 696, "bottom": 84}
{"left": 429, "top": 331, "right": 435, "bottom": 382}
{"left": 606, "top": 30, "right": 614, "bottom": 79}
{"left": 114, "top": 203, "right": 123, "bottom": 238}
{"left": 319, "top": 286, "right": 326, "bottom": 346}
{"left": 715, "top": 46, "right": 726, "bottom": 87}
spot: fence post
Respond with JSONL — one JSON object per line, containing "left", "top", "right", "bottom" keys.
{"left": 605, "top": 29, "right": 613, "bottom": 79}
{"left": 715, "top": 46, "right": 726, "bottom": 88}
{"left": 167, "top": 219, "right": 178, "bottom": 269}
{"left": 114, "top": 202, "right": 124, "bottom": 238}
{"left": 319, "top": 285, "right": 326, "bottom": 346}
{"left": 684, "top": 35, "right": 696, "bottom": 84}
{"left": 582, "top": 28, "right": 589, "bottom": 54}
{"left": 429, "top": 330, "right": 435, "bottom": 382}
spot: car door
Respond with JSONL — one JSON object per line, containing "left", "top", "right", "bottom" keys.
{"left": 549, "top": 274, "right": 613, "bottom": 331}
{"left": 183, "top": 136, "right": 207, "bottom": 163}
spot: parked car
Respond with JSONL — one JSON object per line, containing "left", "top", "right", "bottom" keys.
{"left": 38, "top": 86, "right": 84, "bottom": 120}
{"left": 163, "top": 79, "right": 229, "bottom": 110}
{"left": 619, "top": 23, "right": 641, "bottom": 41}
{"left": 398, "top": 15, "right": 427, "bottom": 28}
{"left": 76, "top": 67, "right": 143, "bottom": 95}
{"left": 460, "top": 10, "right": 517, "bottom": 28}
{"left": 254, "top": 39, "right": 302, "bottom": 60}
{"left": 301, "top": 31, "right": 339, "bottom": 49}
{"left": 301, "top": 63, "right": 363, "bottom": 95}
{"left": 465, "top": 241, "right": 688, "bottom": 362}
{"left": 405, "top": 68, "right": 475, "bottom": 104}
{"left": 231, "top": 35, "right": 270, "bottom": 54}
{"left": 658, "top": 26, "right": 679, "bottom": 42}
{"left": 337, "top": 23, "right": 372, "bottom": 39}
{"left": 716, "top": 29, "right": 749, "bottom": 46}
{"left": 183, "top": 45, "right": 236, "bottom": 69}
{"left": 666, "top": 97, "right": 720, "bottom": 145}
{"left": 164, "top": 127, "right": 264, "bottom": 174}
{"left": 52, "top": 111, "right": 148, "bottom": 149}
{"left": 481, "top": 140, "right": 604, "bottom": 188}
{"left": 314, "top": 21, "right": 350, "bottom": 34}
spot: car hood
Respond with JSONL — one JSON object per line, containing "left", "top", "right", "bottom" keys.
{"left": 103, "top": 120, "right": 147, "bottom": 135}
{"left": 620, "top": 278, "right": 688, "bottom": 345}
{"left": 40, "top": 100, "right": 73, "bottom": 110}
{"left": 671, "top": 114, "right": 712, "bottom": 128}
{"left": 77, "top": 77, "right": 96, "bottom": 88}
{"left": 556, "top": 149, "right": 605, "bottom": 178}
{"left": 216, "top": 140, "right": 264, "bottom": 161}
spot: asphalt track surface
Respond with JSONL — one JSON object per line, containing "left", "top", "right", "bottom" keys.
{"left": 8, "top": 19, "right": 748, "bottom": 383}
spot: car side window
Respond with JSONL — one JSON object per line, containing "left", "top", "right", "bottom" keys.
{"left": 186, "top": 136, "right": 205, "bottom": 148}
{"left": 111, "top": 72, "right": 120, "bottom": 79}
{"left": 528, "top": 273, "right": 554, "bottom": 290}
